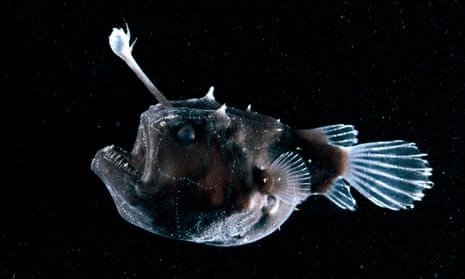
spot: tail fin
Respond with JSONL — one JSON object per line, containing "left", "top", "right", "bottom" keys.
{"left": 342, "top": 140, "right": 433, "bottom": 210}
{"left": 300, "top": 124, "right": 434, "bottom": 211}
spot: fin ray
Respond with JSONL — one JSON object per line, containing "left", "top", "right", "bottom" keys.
{"left": 313, "top": 124, "right": 359, "bottom": 146}
{"left": 269, "top": 151, "right": 311, "bottom": 205}
{"left": 324, "top": 178, "right": 357, "bottom": 211}
{"left": 343, "top": 140, "right": 433, "bottom": 210}
{"left": 350, "top": 170, "right": 424, "bottom": 200}
{"left": 351, "top": 158, "right": 432, "bottom": 174}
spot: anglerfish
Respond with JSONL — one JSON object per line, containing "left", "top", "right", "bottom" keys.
{"left": 91, "top": 25, "right": 433, "bottom": 246}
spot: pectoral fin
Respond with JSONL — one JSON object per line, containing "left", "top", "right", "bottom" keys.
{"left": 267, "top": 151, "right": 312, "bottom": 205}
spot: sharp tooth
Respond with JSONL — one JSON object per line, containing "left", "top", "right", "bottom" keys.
{"left": 101, "top": 146, "right": 139, "bottom": 176}
{"left": 103, "top": 145, "right": 114, "bottom": 152}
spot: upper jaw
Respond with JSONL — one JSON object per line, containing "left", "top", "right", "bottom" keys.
{"left": 93, "top": 145, "right": 140, "bottom": 177}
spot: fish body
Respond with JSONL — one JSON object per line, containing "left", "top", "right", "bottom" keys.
{"left": 91, "top": 25, "right": 433, "bottom": 246}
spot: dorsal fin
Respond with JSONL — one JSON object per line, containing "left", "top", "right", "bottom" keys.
{"left": 268, "top": 151, "right": 311, "bottom": 205}
{"left": 312, "top": 124, "right": 358, "bottom": 146}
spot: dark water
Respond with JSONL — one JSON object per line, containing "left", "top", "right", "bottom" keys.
{"left": 5, "top": 1, "right": 464, "bottom": 278}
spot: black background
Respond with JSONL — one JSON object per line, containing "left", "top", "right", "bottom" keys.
{"left": 4, "top": 1, "right": 464, "bottom": 278}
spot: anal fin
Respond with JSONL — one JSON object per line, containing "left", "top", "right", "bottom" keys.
{"left": 324, "top": 178, "right": 357, "bottom": 211}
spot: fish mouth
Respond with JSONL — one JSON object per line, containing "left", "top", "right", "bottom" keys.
{"left": 100, "top": 145, "right": 140, "bottom": 176}
{"left": 91, "top": 144, "right": 159, "bottom": 233}
{"left": 91, "top": 144, "right": 143, "bottom": 181}
{"left": 91, "top": 144, "right": 147, "bottom": 209}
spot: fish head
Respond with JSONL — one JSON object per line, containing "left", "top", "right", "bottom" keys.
{"left": 91, "top": 102, "right": 246, "bottom": 242}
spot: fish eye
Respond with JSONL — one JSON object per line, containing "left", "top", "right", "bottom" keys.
{"left": 177, "top": 125, "right": 196, "bottom": 145}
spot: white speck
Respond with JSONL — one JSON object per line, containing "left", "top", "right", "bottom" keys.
{"left": 205, "top": 86, "right": 215, "bottom": 100}
{"left": 216, "top": 103, "right": 227, "bottom": 115}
